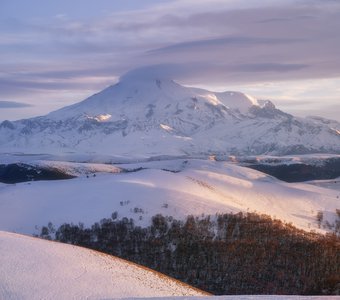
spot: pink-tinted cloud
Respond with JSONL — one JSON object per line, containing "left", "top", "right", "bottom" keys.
{"left": 0, "top": 0, "right": 339, "bottom": 120}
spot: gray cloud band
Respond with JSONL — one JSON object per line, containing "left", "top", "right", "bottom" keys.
{"left": 0, "top": 0, "right": 339, "bottom": 99}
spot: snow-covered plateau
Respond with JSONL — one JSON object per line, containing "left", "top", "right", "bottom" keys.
{"left": 0, "top": 158, "right": 338, "bottom": 235}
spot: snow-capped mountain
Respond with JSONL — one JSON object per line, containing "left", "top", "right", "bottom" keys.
{"left": 0, "top": 68, "right": 339, "bottom": 156}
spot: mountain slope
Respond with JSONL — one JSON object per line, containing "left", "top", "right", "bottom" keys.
{"left": 0, "top": 231, "right": 206, "bottom": 299}
{"left": 0, "top": 68, "right": 339, "bottom": 156}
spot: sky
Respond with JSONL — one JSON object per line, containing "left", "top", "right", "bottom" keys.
{"left": 0, "top": 0, "right": 339, "bottom": 121}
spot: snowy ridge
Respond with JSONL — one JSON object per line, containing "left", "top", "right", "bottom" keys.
{"left": 0, "top": 231, "right": 207, "bottom": 299}
{"left": 1, "top": 232, "right": 335, "bottom": 300}
{"left": 0, "top": 159, "right": 338, "bottom": 235}
{"left": 31, "top": 160, "right": 123, "bottom": 176}
{"left": 0, "top": 68, "right": 339, "bottom": 156}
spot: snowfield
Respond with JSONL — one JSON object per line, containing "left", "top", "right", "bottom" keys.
{"left": 0, "top": 231, "right": 207, "bottom": 299}
{"left": 0, "top": 158, "right": 338, "bottom": 235}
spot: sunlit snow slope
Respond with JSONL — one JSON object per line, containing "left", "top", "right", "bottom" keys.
{"left": 0, "top": 231, "right": 206, "bottom": 300}
{"left": 0, "top": 159, "right": 338, "bottom": 235}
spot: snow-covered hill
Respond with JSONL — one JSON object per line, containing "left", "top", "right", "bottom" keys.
{"left": 0, "top": 230, "right": 206, "bottom": 299}
{"left": 0, "top": 159, "right": 338, "bottom": 235}
{"left": 3, "top": 230, "right": 335, "bottom": 299}
{"left": 0, "top": 68, "right": 339, "bottom": 156}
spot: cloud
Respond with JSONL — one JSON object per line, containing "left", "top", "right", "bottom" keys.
{"left": 282, "top": 103, "right": 340, "bottom": 122}
{"left": 257, "top": 15, "right": 315, "bottom": 23}
{"left": 0, "top": 0, "right": 339, "bottom": 120}
{"left": 2, "top": 1, "right": 340, "bottom": 84}
{"left": 232, "top": 63, "right": 308, "bottom": 73}
{"left": 0, "top": 101, "right": 33, "bottom": 108}
{"left": 148, "top": 36, "right": 303, "bottom": 54}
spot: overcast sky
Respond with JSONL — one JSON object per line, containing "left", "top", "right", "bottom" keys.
{"left": 0, "top": 0, "right": 339, "bottom": 121}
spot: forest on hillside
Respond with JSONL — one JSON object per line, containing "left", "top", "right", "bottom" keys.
{"left": 39, "top": 212, "right": 340, "bottom": 295}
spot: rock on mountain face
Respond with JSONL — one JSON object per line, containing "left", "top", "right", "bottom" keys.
{"left": 0, "top": 69, "right": 339, "bottom": 156}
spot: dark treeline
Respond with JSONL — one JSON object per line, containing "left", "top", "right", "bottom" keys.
{"left": 246, "top": 157, "right": 340, "bottom": 182}
{"left": 40, "top": 212, "right": 340, "bottom": 295}
{"left": 0, "top": 163, "right": 74, "bottom": 183}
